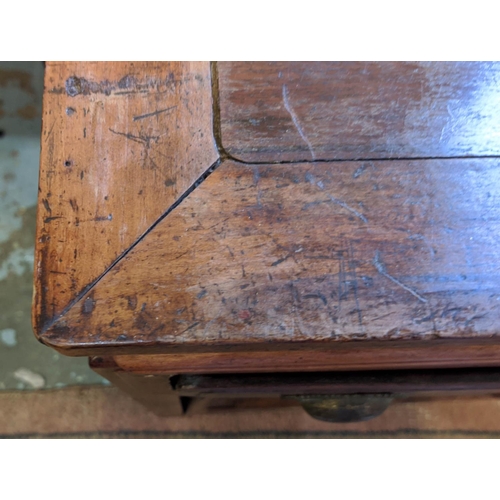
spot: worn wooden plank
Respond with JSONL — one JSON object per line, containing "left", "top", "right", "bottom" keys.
{"left": 108, "top": 342, "right": 500, "bottom": 374}
{"left": 40, "top": 157, "right": 500, "bottom": 356}
{"left": 218, "top": 62, "right": 500, "bottom": 162}
{"left": 33, "top": 62, "right": 218, "bottom": 335}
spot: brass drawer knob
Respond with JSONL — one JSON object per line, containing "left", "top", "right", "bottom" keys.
{"left": 291, "top": 394, "right": 394, "bottom": 423}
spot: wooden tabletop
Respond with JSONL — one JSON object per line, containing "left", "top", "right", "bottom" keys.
{"left": 33, "top": 62, "right": 500, "bottom": 373}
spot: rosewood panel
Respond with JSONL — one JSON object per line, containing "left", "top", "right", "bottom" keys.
{"left": 218, "top": 62, "right": 500, "bottom": 162}
{"left": 40, "top": 158, "right": 500, "bottom": 354}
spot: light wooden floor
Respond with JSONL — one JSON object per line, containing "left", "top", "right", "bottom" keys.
{"left": 2, "top": 386, "right": 500, "bottom": 438}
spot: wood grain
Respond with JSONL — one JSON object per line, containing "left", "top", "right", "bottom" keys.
{"left": 109, "top": 342, "right": 500, "bottom": 374}
{"left": 218, "top": 62, "right": 500, "bottom": 162}
{"left": 33, "top": 62, "right": 218, "bottom": 335}
{"left": 40, "top": 157, "right": 500, "bottom": 357}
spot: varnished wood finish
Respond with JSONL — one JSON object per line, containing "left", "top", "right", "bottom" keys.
{"left": 91, "top": 356, "right": 185, "bottom": 416}
{"left": 218, "top": 62, "right": 500, "bottom": 162}
{"left": 34, "top": 62, "right": 500, "bottom": 385}
{"left": 33, "top": 62, "right": 218, "bottom": 334}
{"left": 40, "top": 158, "right": 500, "bottom": 356}
{"left": 110, "top": 342, "right": 500, "bottom": 374}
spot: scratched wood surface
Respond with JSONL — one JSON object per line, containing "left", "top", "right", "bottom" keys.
{"left": 33, "top": 62, "right": 218, "bottom": 335}
{"left": 40, "top": 158, "right": 500, "bottom": 355}
{"left": 218, "top": 62, "right": 500, "bottom": 162}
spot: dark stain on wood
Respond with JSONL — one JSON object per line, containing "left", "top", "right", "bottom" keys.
{"left": 82, "top": 295, "right": 95, "bottom": 315}
{"left": 65, "top": 76, "right": 114, "bottom": 97}
{"left": 126, "top": 295, "right": 138, "bottom": 310}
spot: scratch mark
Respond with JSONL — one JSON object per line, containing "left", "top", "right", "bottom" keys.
{"left": 178, "top": 322, "right": 200, "bottom": 335}
{"left": 302, "top": 200, "right": 324, "bottom": 210}
{"left": 304, "top": 254, "right": 335, "bottom": 260}
{"left": 373, "top": 251, "right": 427, "bottom": 303}
{"left": 271, "top": 255, "right": 291, "bottom": 267}
{"left": 206, "top": 218, "right": 230, "bottom": 231}
{"left": 349, "top": 241, "right": 364, "bottom": 329}
{"left": 108, "top": 128, "right": 159, "bottom": 147}
{"left": 353, "top": 164, "right": 368, "bottom": 179}
{"left": 44, "top": 121, "right": 56, "bottom": 143}
{"left": 44, "top": 216, "right": 64, "bottom": 223}
{"left": 327, "top": 194, "right": 368, "bottom": 223}
{"left": 133, "top": 105, "right": 176, "bottom": 121}
{"left": 440, "top": 103, "right": 457, "bottom": 142}
{"left": 338, "top": 251, "right": 346, "bottom": 312}
{"left": 439, "top": 124, "right": 446, "bottom": 143}
{"left": 282, "top": 84, "right": 316, "bottom": 160}
{"left": 253, "top": 165, "right": 260, "bottom": 185}
{"left": 114, "top": 90, "right": 149, "bottom": 96}
{"left": 93, "top": 214, "right": 113, "bottom": 221}
{"left": 42, "top": 199, "right": 51, "bottom": 213}
{"left": 253, "top": 166, "right": 262, "bottom": 207}
{"left": 290, "top": 282, "right": 301, "bottom": 304}
{"left": 303, "top": 293, "right": 327, "bottom": 306}
{"left": 151, "top": 283, "right": 168, "bottom": 288}
{"left": 173, "top": 250, "right": 190, "bottom": 260}
{"left": 305, "top": 173, "right": 367, "bottom": 223}
{"left": 108, "top": 128, "right": 145, "bottom": 145}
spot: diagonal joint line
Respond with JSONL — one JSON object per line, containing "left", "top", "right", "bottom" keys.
{"left": 40, "top": 156, "right": 223, "bottom": 336}
{"left": 40, "top": 63, "right": 226, "bottom": 335}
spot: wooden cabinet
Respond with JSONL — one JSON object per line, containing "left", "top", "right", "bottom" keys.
{"left": 33, "top": 62, "right": 500, "bottom": 421}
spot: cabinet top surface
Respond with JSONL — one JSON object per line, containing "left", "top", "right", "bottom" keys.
{"left": 33, "top": 62, "right": 500, "bottom": 370}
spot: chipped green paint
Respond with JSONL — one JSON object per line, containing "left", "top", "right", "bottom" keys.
{"left": 0, "top": 328, "right": 17, "bottom": 346}
{"left": 0, "top": 61, "right": 107, "bottom": 391}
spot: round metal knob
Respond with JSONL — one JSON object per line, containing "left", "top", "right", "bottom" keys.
{"left": 292, "top": 394, "right": 394, "bottom": 423}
